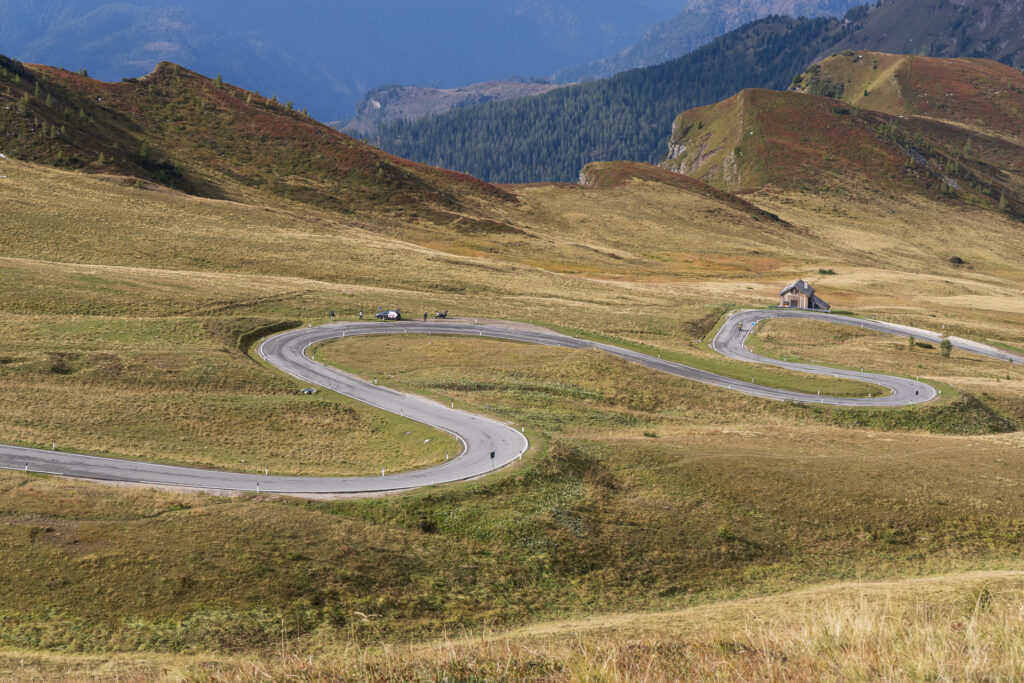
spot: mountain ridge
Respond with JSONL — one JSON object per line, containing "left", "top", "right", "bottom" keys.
{"left": 555, "top": 0, "right": 863, "bottom": 83}
{"left": 0, "top": 55, "right": 513, "bottom": 219}
{"left": 370, "top": 0, "right": 1024, "bottom": 184}
{"left": 661, "top": 56, "right": 1024, "bottom": 216}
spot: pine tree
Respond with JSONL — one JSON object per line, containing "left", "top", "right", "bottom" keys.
{"left": 215, "top": 74, "right": 223, "bottom": 88}
{"left": 908, "top": 335, "right": 915, "bottom": 351}
{"left": 940, "top": 338, "right": 952, "bottom": 358}
{"left": 999, "top": 191, "right": 1009, "bottom": 213}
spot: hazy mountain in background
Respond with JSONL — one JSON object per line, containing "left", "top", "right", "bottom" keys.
{"left": 554, "top": 0, "right": 864, "bottom": 83}
{"left": 341, "top": 81, "right": 565, "bottom": 136}
{"left": 337, "top": 0, "right": 866, "bottom": 136}
{"left": 0, "top": 0, "right": 686, "bottom": 121}
{"left": 374, "top": 16, "right": 849, "bottom": 183}
{"left": 829, "top": 0, "right": 1024, "bottom": 68}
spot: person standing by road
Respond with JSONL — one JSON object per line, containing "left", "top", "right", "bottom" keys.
{"left": 359, "top": 310, "right": 364, "bottom": 320}
{"left": 423, "top": 312, "right": 428, "bottom": 322}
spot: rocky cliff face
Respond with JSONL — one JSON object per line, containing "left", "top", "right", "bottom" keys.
{"left": 339, "top": 81, "right": 564, "bottom": 137}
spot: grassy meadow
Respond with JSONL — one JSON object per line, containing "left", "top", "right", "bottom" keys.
{"left": 0, "top": 146, "right": 1022, "bottom": 675}
{"left": 7, "top": 570, "right": 1023, "bottom": 681}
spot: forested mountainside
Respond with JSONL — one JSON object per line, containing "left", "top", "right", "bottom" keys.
{"left": 369, "top": 0, "right": 1024, "bottom": 184}
{"left": 555, "top": 0, "right": 862, "bottom": 83}
{"left": 372, "top": 16, "right": 848, "bottom": 184}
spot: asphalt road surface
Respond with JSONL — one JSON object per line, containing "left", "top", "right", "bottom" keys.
{"left": 1, "top": 311, "right": 1019, "bottom": 495}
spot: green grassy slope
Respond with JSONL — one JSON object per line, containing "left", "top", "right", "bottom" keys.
{"left": 663, "top": 74, "right": 1022, "bottom": 215}
{"left": 795, "top": 51, "right": 1024, "bottom": 138}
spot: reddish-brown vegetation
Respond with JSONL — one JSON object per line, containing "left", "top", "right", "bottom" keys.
{"left": 0, "top": 57, "right": 513, "bottom": 216}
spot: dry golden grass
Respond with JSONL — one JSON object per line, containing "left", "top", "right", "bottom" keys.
{"left": 0, "top": 147, "right": 1023, "bottom": 667}
{"left": 752, "top": 318, "right": 1024, "bottom": 402}
{"left": 6, "top": 570, "right": 1024, "bottom": 681}
{"left": 0, "top": 313, "right": 458, "bottom": 476}
{"left": 751, "top": 180, "right": 1024, "bottom": 289}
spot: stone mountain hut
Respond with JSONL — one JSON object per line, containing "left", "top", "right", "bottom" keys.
{"left": 779, "top": 280, "right": 830, "bottom": 311}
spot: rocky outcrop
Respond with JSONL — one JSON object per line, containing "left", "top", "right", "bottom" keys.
{"left": 340, "top": 81, "right": 563, "bottom": 137}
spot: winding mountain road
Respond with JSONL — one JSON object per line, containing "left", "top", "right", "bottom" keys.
{"left": 0, "top": 311, "right": 1019, "bottom": 495}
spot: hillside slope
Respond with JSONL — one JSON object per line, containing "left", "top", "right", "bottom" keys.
{"left": 794, "top": 51, "right": 1024, "bottom": 193}
{"left": 795, "top": 51, "right": 1024, "bottom": 141}
{"left": 1, "top": 54, "right": 839, "bottom": 282}
{"left": 663, "top": 58, "right": 1024, "bottom": 216}
{"left": 0, "top": 56, "right": 511, "bottom": 219}
{"left": 22, "top": 570, "right": 1023, "bottom": 680}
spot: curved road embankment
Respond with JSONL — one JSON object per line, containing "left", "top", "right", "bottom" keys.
{"left": 0, "top": 312, "right": 1019, "bottom": 495}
